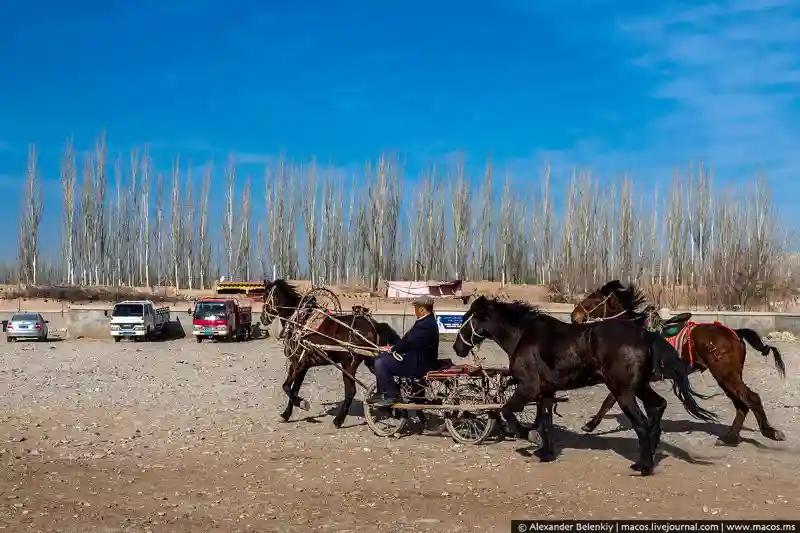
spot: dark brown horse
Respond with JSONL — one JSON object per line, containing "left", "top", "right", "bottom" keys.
{"left": 261, "top": 279, "right": 401, "bottom": 428}
{"left": 453, "top": 296, "right": 717, "bottom": 475}
{"left": 571, "top": 280, "right": 787, "bottom": 446}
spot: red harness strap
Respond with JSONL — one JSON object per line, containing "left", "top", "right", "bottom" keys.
{"left": 665, "top": 320, "right": 740, "bottom": 368}
{"left": 666, "top": 321, "right": 698, "bottom": 368}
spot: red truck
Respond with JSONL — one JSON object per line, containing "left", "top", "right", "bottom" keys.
{"left": 190, "top": 297, "right": 253, "bottom": 343}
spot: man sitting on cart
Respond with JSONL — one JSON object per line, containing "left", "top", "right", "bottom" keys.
{"left": 366, "top": 295, "right": 440, "bottom": 408}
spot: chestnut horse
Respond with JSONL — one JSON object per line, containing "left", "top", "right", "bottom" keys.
{"left": 261, "top": 279, "right": 401, "bottom": 428}
{"left": 571, "top": 280, "right": 786, "bottom": 446}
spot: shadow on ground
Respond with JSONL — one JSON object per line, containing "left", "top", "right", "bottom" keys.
{"left": 588, "top": 412, "right": 778, "bottom": 450}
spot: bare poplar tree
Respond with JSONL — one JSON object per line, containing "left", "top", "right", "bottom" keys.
{"left": 265, "top": 156, "right": 299, "bottom": 278}
{"left": 473, "top": 162, "right": 494, "bottom": 280}
{"left": 497, "top": 173, "right": 514, "bottom": 286}
{"left": 618, "top": 176, "right": 634, "bottom": 282}
{"left": 222, "top": 156, "right": 236, "bottom": 278}
{"left": 301, "top": 161, "right": 319, "bottom": 283}
{"left": 127, "top": 149, "right": 140, "bottom": 286}
{"left": 60, "top": 139, "right": 77, "bottom": 285}
{"left": 92, "top": 133, "right": 107, "bottom": 285}
{"left": 237, "top": 175, "right": 252, "bottom": 280}
{"left": 319, "top": 170, "right": 343, "bottom": 284}
{"left": 183, "top": 164, "right": 195, "bottom": 289}
{"left": 140, "top": 149, "right": 152, "bottom": 287}
{"left": 198, "top": 163, "right": 212, "bottom": 289}
{"left": 450, "top": 158, "right": 471, "bottom": 279}
{"left": 357, "top": 153, "right": 403, "bottom": 290}
{"left": 113, "top": 157, "right": 124, "bottom": 285}
{"left": 78, "top": 152, "right": 94, "bottom": 285}
{"left": 152, "top": 172, "right": 166, "bottom": 285}
{"left": 170, "top": 157, "right": 183, "bottom": 288}
{"left": 411, "top": 166, "right": 445, "bottom": 280}
{"left": 666, "top": 170, "right": 688, "bottom": 286}
{"left": 17, "top": 144, "right": 43, "bottom": 285}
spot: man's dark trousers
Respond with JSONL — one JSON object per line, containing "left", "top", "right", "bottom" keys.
{"left": 373, "top": 312, "right": 440, "bottom": 400}
{"left": 374, "top": 352, "right": 415, "bottom": 399}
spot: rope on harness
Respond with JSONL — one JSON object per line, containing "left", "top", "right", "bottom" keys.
{"left": 667, "top": 321, "right": 697, "bottom": 369}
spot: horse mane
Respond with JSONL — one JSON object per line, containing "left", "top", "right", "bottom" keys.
{"left": 480, "top": 297, "right": 541, "bottom": 324}
{"left": 600, "top": 280, "right": 648, "bottom": 318}
{"left": 270, "top": 279, "right": 303, "bottom": 302}
{"left": 374, "top": 321, "right": 402, "bottom": 345}
{"left": 598, "top": 280, "right": 626, "bottom": 295}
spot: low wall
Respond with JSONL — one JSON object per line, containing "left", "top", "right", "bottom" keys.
{"left": 1, "top": 306, "right": 798, "bottom": 341}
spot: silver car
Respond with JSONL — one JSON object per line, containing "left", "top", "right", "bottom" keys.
{"left": 6, "top": 312, "right": 49, "bottom": 341}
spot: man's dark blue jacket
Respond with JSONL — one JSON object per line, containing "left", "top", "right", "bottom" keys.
{"left": 391, "top": 313, "right": 440, "bottom": 374}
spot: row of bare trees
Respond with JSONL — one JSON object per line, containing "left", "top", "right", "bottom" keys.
{"left": 6, "top": 137, "right": 793, "bottom": 309}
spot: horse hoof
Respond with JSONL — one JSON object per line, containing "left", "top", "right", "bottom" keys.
{"left": 537, "top": 452, "right": 555, "bottom": 463}
{"left": 715, "top": 437, "right": 740, "bottom": 447}
{"left": 298, "top": 400, "right": 310, "bottom": 411}
{"left": 279, "top": 414, "right": 291, "bottom": 423}
{"left": 771, "top": 430, "right": 786, "bottom": 441}
{"left": 630, "top": 462, "right": 653, "bottom": 475}
{"left": 581, "top": 423, "right": 597, "bottom": 433}
{"left": 332, "top": 420, "right": 343, "bottom": 429}
{"left": 527, "top": 429, "right": 543, "bottom": 449}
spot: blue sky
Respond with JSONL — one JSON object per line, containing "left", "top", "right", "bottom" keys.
{"left": 1, "top": 0, "right": 800, "bottom": 259}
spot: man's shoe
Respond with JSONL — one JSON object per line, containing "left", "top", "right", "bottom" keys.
{"left": 365, "top": 392, "right": 386, "bottom": 405}
{"left": 373, "top": 397, "right": 400, "bottom": 408}
{"left": 366, "top": 393, "right": 399, "bottom": 408}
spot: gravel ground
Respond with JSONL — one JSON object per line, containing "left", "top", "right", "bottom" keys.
{"left": 1, "top": 336, "right": 799, "bottom": 532}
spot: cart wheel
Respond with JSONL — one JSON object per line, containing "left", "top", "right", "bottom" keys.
{"left": 444, "top": 383, "right": 497, "bottom": 445}
{"left": 363, "top": 384, "right": 408, "bottom": 438}
{"left": 298, "top": 287, "right": 342, "bottom": 316}
{"left": 113, "top": 337, "right": 121, "bottom": 343}
{"left": 196, "top": 336, "right": 202, "bottom": 343}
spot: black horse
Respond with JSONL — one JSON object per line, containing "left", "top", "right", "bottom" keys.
{"left": 261, "top": 279, "right": 402, "bottom": 428}
{"left": 452, "top": 296, "right": 718, "bottom": 475}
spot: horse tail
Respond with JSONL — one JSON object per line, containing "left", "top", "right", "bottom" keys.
{"left": 645, "top": 331, "right": 718, "bottom": 423}
{"left": 735, "top": 328, "right": 786, "bottom": 378}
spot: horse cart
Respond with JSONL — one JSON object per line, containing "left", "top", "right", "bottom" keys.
{"left": 261, "top": 281, "right": 549, "bottom": 444}
{"left": 362, "top": 362, "right": 558, "bottom": 445}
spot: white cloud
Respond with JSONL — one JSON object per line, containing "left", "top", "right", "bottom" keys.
{"left": 619, "top": 0, "right": 800, "bottom": 184}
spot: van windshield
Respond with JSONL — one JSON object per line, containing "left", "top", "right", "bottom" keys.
{"left": 112, "top": 304, "right": 144, "bottom": 317}
{"left": 194, "top": 302, "right": 226, "bottom": 319}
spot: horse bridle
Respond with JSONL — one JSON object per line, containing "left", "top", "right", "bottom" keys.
{"left": 457, "top": 314, "right": 486, "bottom": 348}
{"left": 575, "top": 292, "right": 628, "bottom": 323}
{"left": 262, "top": 285, "right": 303, "bottom": 339}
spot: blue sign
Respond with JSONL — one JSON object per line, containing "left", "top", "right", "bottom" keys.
{"left": 435, "top": 312, "right": 465, "bottom": 333}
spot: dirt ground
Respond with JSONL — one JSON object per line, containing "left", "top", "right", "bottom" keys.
{"left": 1, "top": 335, "right": 799, "bottom": 533}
